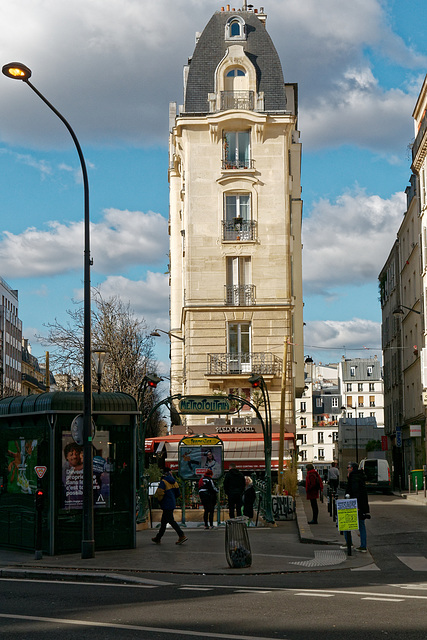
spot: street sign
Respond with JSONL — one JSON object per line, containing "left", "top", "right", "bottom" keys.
{"left": 178, "top": 396, "right": 231, "bottom": 414}
{"left": 396, "top": 427, "right": 402, "bottom": 447}
{"left": 336, "top": 498, "right": 359, "bottom": 532}
{"left": 35, "top": 466, "right": 47, "bottom": 479}
{"left": 178, "top": 435, "right": 223, "bottom": 480}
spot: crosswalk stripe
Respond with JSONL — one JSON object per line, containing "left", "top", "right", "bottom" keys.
{"left": 396, "top": 556, "right": 427, "bottom": 571}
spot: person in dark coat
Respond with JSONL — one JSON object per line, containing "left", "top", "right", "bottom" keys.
{"left": 152, "top": 467, "right": 187, "bottom": 545}
{"left": 224, "top": 463, "right": 245, "bottom": 518}
{"left": 198, "top": 468, "right": 218, "bottom": 529}
{"left": 305, "top": 463, "right": 323, "bottom": 524}
{"left": 243, "top": 476, "right": 256, "bottom": 523}
{"left": 342, "top": 462, "right": 370, "bottom": 552}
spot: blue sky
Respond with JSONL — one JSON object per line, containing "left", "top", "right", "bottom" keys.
{"left": 0, "top": 0, "right": 426, "bottom": 373}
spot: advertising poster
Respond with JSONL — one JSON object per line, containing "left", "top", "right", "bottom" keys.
{"left": 6, "top": 439, "right": 38, "bottom": 494}
{"left": 178, "top": 439, "right": 223, "bottom": 480}
{"left": 336, "top": 498, "right": 359, "bottom": 532}
{"left": 61, "top": 433, "right": 110, "bottom": 510}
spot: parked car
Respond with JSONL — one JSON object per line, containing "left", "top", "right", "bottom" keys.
{"left": 359, "top": 458, "right": 391, "bottom": 493}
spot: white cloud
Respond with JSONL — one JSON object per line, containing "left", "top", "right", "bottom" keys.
{"left": 304, "top": 317, "right": 382, "bottom": 363}
{"left": 0, "top": 208, "right": 168, "bottom": 277}
{"left": 303, "top": 188, "right": 406, "bottom": 296}
{"left": 98, "top": 271, "right": 169, "bottom": 327}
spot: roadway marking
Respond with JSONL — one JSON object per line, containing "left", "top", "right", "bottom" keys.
{"left": 361, "top": 597, "right": 404, "bottom": 602}
{"left": 391, "top": 582, "right": 427, "bottom": 590}
{"left": 396, "top": 556, "right": 427, "bottom": 571}
{"left": 294, "top": 593, "right": 334, "bottom": 598}
{"left": 0, "top": 614, "right": 285, "bottom": 639}
{"left": 0, "top": 577, "right": 157, "bottom": 588}
{"left": 179, "top": 587, "right": 213, "bottom": 591}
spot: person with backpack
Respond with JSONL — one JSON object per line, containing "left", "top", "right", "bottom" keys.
{"left": 305, "top": 463, "right": 323, "bottom": 524}
{"left": 152, "top": 467, "right": 187, "bottom": 545}
{"left": 198, "top": 468, "right": 218, "bottom": 529}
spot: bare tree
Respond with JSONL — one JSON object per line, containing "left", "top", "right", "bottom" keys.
{"left": 39, "top": 289, "right": 157, "bottom": 399}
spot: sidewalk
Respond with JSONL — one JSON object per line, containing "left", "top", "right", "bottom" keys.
{"left": 0, "top": 491, "right": 374, "bottom": 581}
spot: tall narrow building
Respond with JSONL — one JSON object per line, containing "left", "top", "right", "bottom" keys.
{"left": 0, "top": 277, "right": 22, "bottom": 397}
{"left": 168, "top": 5, "right": 304, "bottom": 448}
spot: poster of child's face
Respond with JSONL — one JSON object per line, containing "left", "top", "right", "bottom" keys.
{"left": 61, "top": 433, "right": 110, "bottom": 510}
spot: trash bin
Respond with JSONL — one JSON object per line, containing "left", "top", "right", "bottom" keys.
{"left": 411, "top": 469, "right": 424, "bottom": 491}
{"left": 225, "top": 516, "right": 252, "bottom": 568}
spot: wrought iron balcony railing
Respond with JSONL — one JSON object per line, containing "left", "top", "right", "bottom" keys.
{"left": 221, "top": 158, "right": 254, "bottom": 170}
{"left": 220, "top": 91, "right": 254, "bottom": 111}
{"left": 222, "top": 220, "right": 256, "bottom": 241}
{"left": 224, "top": 284, "right": 255, "bottom": 306}
{"left": 207, "top": 352, "right": 282, "bottom": 376}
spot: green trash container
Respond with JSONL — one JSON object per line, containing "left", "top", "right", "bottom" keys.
{"left": 411, "top": 469, "right": 424, "bottom": 491}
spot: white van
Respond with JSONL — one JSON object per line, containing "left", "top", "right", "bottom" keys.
{"left": 359, "top": 458, "right": 391, "bottom": 493}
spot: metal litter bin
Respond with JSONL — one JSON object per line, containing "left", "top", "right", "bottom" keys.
{"left": 225, "top": 516, "right": 252, "bottom": 568}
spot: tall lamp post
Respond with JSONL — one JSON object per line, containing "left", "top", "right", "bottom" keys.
{"left": 137, "top": 374, "right": 162, "bottom": 523}
{"left": 3, "top": 62, "right": 94, "bottom": 559}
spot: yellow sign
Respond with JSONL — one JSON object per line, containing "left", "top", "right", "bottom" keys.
{"left": 336, "top": 498, "right": 359, "bottom": 531}
{"left": 180, "top": 436, "right": 221, "bottom": 446}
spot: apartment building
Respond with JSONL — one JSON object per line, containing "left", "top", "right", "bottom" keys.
{"left": 0, "top": 277, "right": 22, "bottom": 397}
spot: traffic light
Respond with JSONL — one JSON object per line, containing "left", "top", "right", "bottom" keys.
{"left": 35, "top": 489, "right": 44, "bottom": 511}
{"left": 248, "top": 374, "right": 262, "bottom": 388}
{"left": 145, "top": 374, "right": 162, "bottom": 389}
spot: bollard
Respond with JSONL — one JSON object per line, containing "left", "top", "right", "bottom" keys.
{"left": 408, "top": 475, "right": 411, "bottom": 493}
{"left": 416, "top": 476, "right": 418, "bottom": 495}
{"left": 332, "top": 492, "right": 337, "bottom": 522}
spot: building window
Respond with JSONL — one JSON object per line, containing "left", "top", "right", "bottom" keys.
{"left": 301, "top": 434, "right": 307, "bottom": 444}
{"left": 358, "top": 412, "right": 364, "bottom": 419}
{"left": 316, "top": 397, "right": 323, "bottom": 408}
{"left": 318, "top": 449, "right": 325, "bottom": 460}
{"left": 369, "top": 382, "right": 375, "bottom": 392}
{"left": 332, "top": 397, "right": 338, "bottom": 408}
{"left": 226, "top": 256, "right": 253, "bottom": 305}
{"left": 300, "top": 417, "right": 307, "bottom": 427}
{"left": 318, "top": 432, "right": 324, "bottom": 444}
{"left": 347, "top": 383, "right": 352, "bottom": 392}
{"left": 225, "top": 17, "right": 246, "bottom": 40}
{"left": 300, "top": 450, "right": 307, "bottom": 461}
{"left": 370, "top": 412, "right": 375, "bottom": 418}
{"left": 300, "top": 401, "right": 306, "bottom": 412}
{"left": 228, "top": 322, "right": 251, "bottom": 373}
{"left": 347, "top": 396, "right": 353, "bottom": 408}
{"left": 332, "top": 432, "right": 338, "bottom": 442}
{"left": 358, "top": 396, "right": 364, "bottom": 407}
{"left": 358, "top": 383, "right": 363, "bottom": 392}
{"left": 223, "top": 131, "right": 251, "bottom": 169}
{"left": 223, "top": 193, "right": 253, "bottom": 241}
{"left": 369, "top": 396, "right": 375, "bottom": 407}
{"left": 350, "top": 366, "right": 356, "bottom": 377}
{"left": 367, "top": 366, "right": 373, "bottom": 377}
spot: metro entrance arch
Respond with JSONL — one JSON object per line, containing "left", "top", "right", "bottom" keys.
{"left": 138, "top": 388, "right": 275, "bottom": 524}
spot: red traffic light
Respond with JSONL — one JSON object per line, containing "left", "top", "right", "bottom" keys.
{"left": 145, "top": 374, "right": 162, "bottom": 389}
{"left": 248, "top": 375, "right": 262, "bottom": 388}
{"left": 35, "top": 489, "right": 45, "bottom": 511}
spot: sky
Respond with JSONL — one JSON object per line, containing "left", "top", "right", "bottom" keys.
{"left": 0, "top": 0, "right": 426, "bottom": 375}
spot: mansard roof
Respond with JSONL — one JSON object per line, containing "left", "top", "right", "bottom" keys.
{"left": 183, "top": 10, "right": 287, "bottom": 114}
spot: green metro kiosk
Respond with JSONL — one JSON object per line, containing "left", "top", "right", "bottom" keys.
{"left": 0, "top": 392, "right": 138, "bottom": 555}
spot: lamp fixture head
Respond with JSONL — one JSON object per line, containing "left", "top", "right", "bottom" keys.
{"left": 2, "top": 62, "right": 32, "bottom": 81}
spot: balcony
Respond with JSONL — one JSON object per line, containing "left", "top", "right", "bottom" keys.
{"left": 224, "top": 284, "right": 255, "bottom": 306}
{"left": 207, "top": 352, "right": 282, "bottom": 377}
{"left": 222, "top": 220, "right": 257, "bottom": 242}
{"left": 221, "top": 159, "right": 254, "bottom": 170}
{"left": 220, "top": 91, "right": 254, "bottom": 111}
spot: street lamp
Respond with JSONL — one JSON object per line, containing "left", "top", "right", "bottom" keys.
{"left": 248, "top": 374, "right": 274, "bottom": 522}
{"left": 3, "top": 62, "right": 94, "bottom": 559}
{"left": 92, "top": 348, "right": 107, "bottom": 394}
{"left": 150, "top": 328, "right": 185, "bottom": 342}
{"left": 392, "top": 305, "right": 421, "bottom": 316}
{"left": 341, "top": 405, "right": 359, "bottom": 463}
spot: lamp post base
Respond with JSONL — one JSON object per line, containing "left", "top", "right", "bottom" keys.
{"left": 81, "top": 539, "right": 95, "bottom": 559}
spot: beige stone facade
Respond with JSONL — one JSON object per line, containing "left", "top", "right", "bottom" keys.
{"left": 168, "top": 8, "right": 303, "bottom": 435}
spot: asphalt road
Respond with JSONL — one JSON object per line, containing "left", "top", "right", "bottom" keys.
{"left": 1, "top": 494, "right": 427, "bottom": 639}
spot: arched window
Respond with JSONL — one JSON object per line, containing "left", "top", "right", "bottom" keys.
{"left": 226, "top": 69, "right": 246, "bottom": 78}
{"left": 225, "top": 16, "right": 246, "bottom": 40}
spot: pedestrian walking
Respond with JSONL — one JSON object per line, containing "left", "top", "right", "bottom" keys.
{"left": 152, "top": 467, "right": 188, "bottom": 545}
{"left": 224, "top": 462, "right": 245, "bottom": 518}
{"left": 327, "top": 462, "right": 340, "bottom": 493}
{"left": 243, "top": 476, "right": 256, "bottom": 523}
{"left": 305, "top": 463, "right": 323, "bottom": 524}
{"left": 342, "top": 462, "right": 370, "bottom": 552}
{"left": 198, "top": 468, "right": 218, "bottom": 529}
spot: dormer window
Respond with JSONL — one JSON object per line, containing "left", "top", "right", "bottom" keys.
{"left": 225, "top": 16, "right": 246, "bottom": 41}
